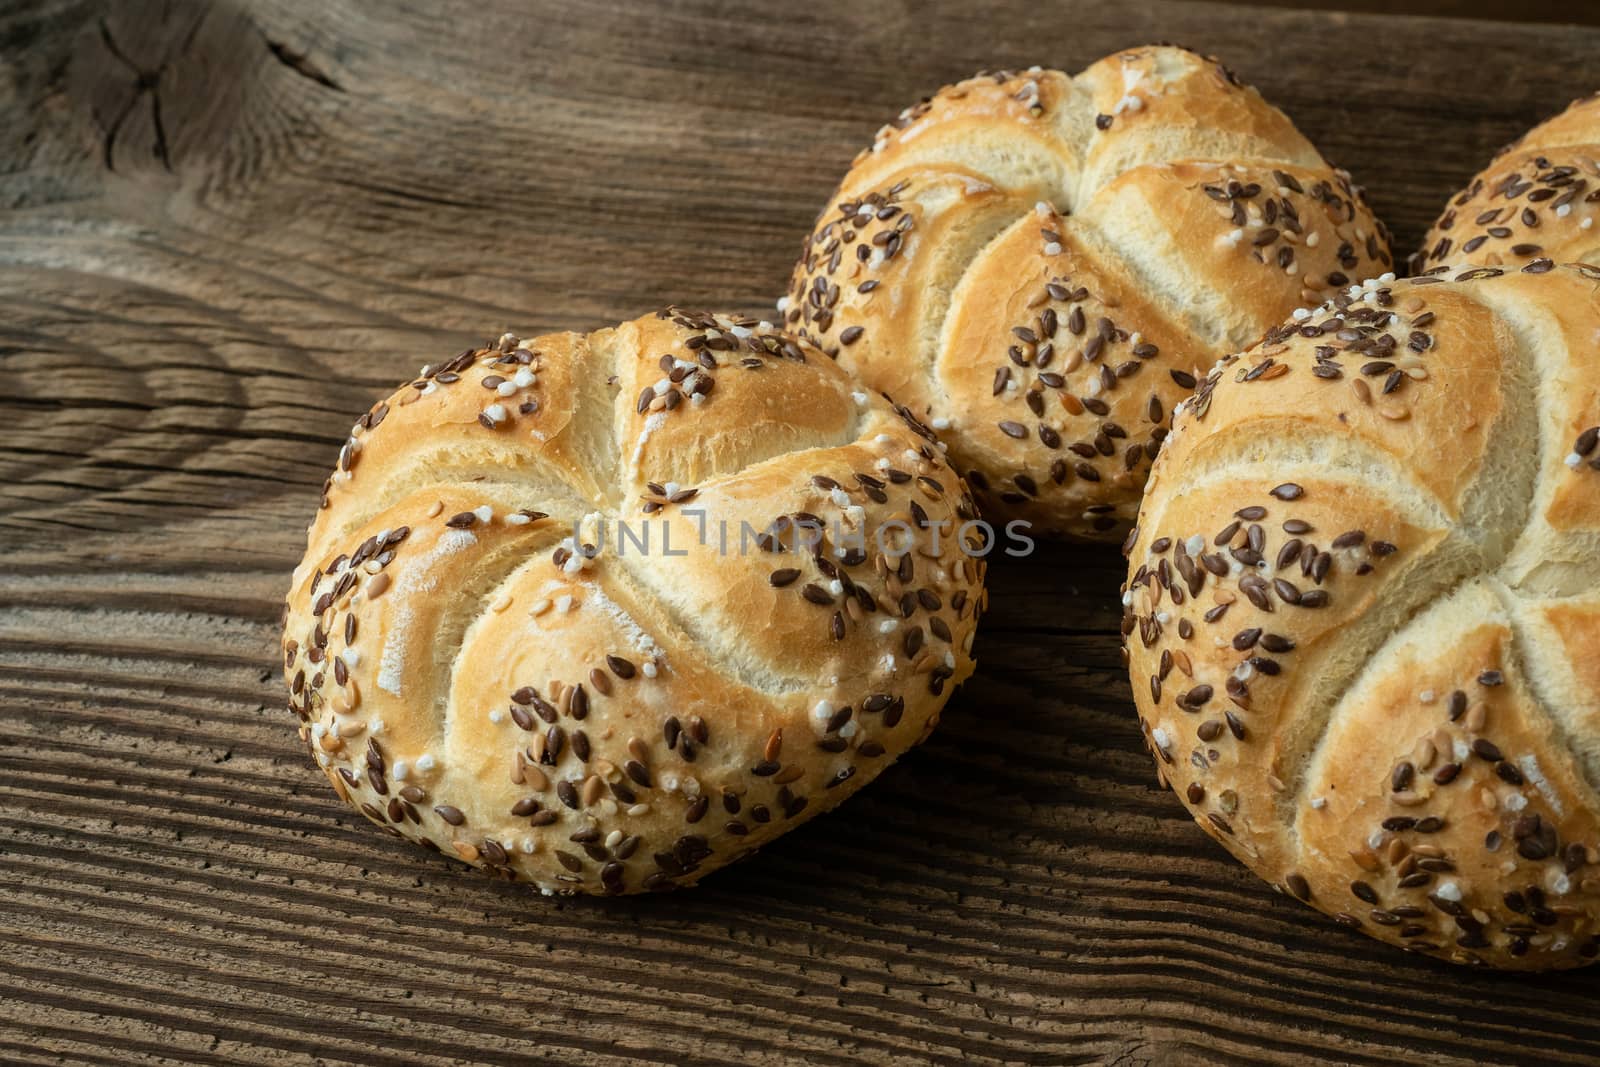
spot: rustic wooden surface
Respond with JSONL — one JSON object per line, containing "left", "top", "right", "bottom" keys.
{"left": 1225, "top": 0, "right": 1600, "bottom": 25}
{"left": 3, "top": 1, "right": 1600, "bottom": 1063}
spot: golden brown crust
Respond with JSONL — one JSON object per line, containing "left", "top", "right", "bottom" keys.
{"left": 1123, "top": 261, "right": 1600, "bottom": 969}
{"left": 282, "top": 309, "right": 987, "bottom": 894}
{"left": 1416, "top": 94, "right": 1600, "bottom": 273}
{"left": 934, "top": 205, "right": 1208, "bottom": 533}
{"left": 784, "top": 45, "right": 1392, "bottom": 541}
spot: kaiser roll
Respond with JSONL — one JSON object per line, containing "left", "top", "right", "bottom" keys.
{"left": 281, "top": 308, "right": 987, "bottom": 894}
{"left": 1416, "top": 92, "right": 1600, "bottom": 273}
{"left": 1122, "top": 260, "right": 1600, "bottom": 969}
{"left": 781, "top": 44, "right": 1393, "bottom": 541}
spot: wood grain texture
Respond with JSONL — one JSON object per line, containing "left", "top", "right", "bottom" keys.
{"left": 2, "top": 0, "right": 1599, "bottom": 1063}
{"left": 1222, "top": 0, "right": 1600, "bottom": 27}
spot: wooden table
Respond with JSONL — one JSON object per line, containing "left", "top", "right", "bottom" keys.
{"left": 3, "top": 1, "right": 1598, "bottom": 1063}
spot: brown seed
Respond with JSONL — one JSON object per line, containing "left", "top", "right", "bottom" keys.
{"left": 801, "top": 583, "right": 833, "bottom": 606}
{"left": 1391, "top": 762, "right": 1415, "bottom": 793}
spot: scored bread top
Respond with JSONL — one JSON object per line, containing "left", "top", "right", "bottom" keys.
{"left": 784, "top": 45, "right": 1392, "bottom": 540}
{"left": 1122, "top": 259, "right": 1600, "bottom": 969}
{"left": 1416, "top": 92, "right": 1600, "bottom": 273}
{"left": 282, "top": 309, "right": 986, "bottom": 894}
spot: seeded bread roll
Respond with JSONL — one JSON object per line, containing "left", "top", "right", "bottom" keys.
{"left": 1416, "top": 92, "right": 1600, "bottom": 273}
{"left": 281, "top": 308, "right": 986, "bottom": 894}
{"left": 782, "top": 45, "right": 1392, "bottom": 541}
{"left": 1122, "top": 260, "right": 1600, "bottom": 969}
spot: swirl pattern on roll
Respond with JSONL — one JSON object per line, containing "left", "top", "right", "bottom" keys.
{"left": 784, "top": 45, "right": 1392, "bottom": 540}
{"left": 282, "top": 309, "right": 986, "bottom": 894}
{"left": 1123, "top": 260, "right": 1600, "bottom": 968}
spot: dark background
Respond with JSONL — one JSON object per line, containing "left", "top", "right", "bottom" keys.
{"left": 1228, "top": 0, "right": 1600, "bottom": 24}
{"left": 2, "top": 1, "right": 1599, "bottom": 1064}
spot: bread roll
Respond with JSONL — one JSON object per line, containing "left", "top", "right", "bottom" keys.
{"left": 1121, "top": 260, "right": 1600, "bottom": 968}
{"left": 1416, "top": 93, "right": 1600, "bottom": 273}
{"left": 281, "top": 309, "right": 986, "bottom": 894}
{"left": 782, "top": 45, "right": 1393, "bottom": 541}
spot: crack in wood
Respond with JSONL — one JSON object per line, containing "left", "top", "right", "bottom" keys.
{"left": 95, "top": 19, "right": 172, "bottom": 174}
{"left": 264, "top": 37, "right": 344, "bottom": 92}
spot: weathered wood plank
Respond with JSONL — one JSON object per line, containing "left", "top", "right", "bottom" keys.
{"left": 4, "top": 0, "right": 1600, "bottom": 1063}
